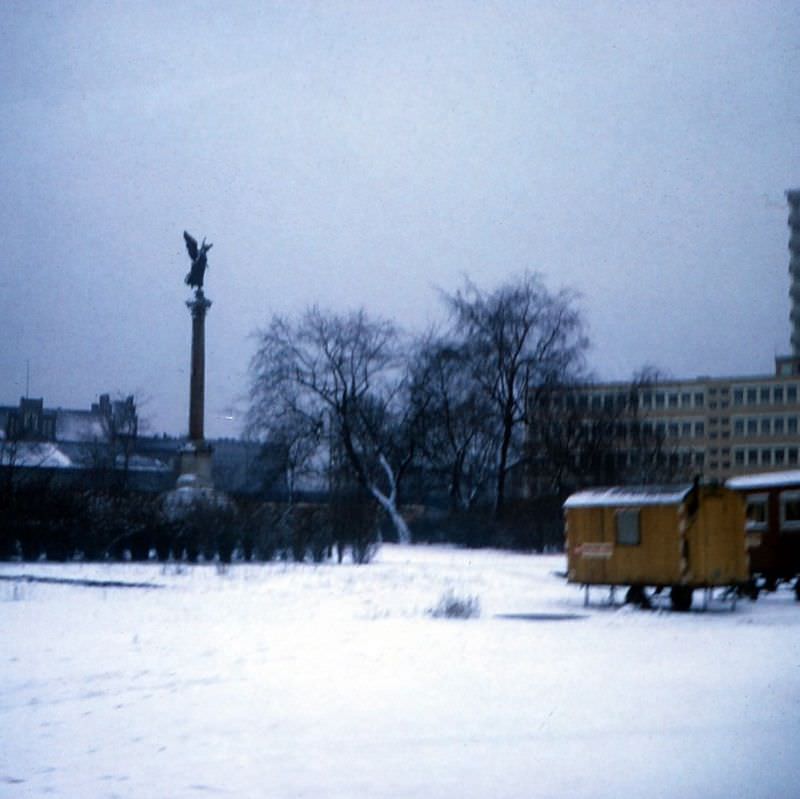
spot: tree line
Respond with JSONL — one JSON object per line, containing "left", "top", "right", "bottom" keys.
{"left": 248, "top": 272, "right": 688, "bottom": 547}
{"left": 247, "top": 271, "right": 645, "bottom": 546}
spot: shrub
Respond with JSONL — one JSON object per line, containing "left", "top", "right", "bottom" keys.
{"left": 428, "top": 589, "right": 481, "bottom": 619}
{"left": 331, "top": 493, "right": 380, "bottom": 563}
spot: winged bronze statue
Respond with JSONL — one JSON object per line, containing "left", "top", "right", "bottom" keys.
{"left": 183, "top": 231, "right": 213, "bottom": 290}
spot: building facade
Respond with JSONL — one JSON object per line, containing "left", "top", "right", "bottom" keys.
{"left": 788, "top": 189, "right": 800, "bottom": 359}
{"left": 527, "top": 189, "right": 800, "bottom": 491}
{"left": 550, "top": 363, "right": 800, "bottom": 484}
{"left": 0, "top": 393, "right": 137, "bottom": 445}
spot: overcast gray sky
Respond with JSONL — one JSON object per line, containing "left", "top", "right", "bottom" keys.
{"left": 2, "top": 0, "right": 799, "bottom": 437}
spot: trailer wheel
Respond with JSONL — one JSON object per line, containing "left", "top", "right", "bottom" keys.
{"left": 743, "top": 580, "right": 760, "bottom": 601}
{"left": 670, "top": 585, "right": 693, "bottom": 612}
{"left": 625, "top": 585, "right": 652, "bottom": 609}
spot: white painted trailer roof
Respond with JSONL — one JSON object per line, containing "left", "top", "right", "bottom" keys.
{"left": 564, "top": 484, "right": 694, "bottom": 509}
{"left": 726, "top": 469, "right": 800, "bottom": 490}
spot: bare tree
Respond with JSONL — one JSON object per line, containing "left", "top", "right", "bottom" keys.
{"left": 408, "top": 333, "right": 497, "bottom": 510}
{"left": 83, "top": 393, "right": 141, "bottom": 491}
{"left": 443, "top": 273, "right": 588, "bottom": 518}
{"left": 528, "top": 366, "right": 685, "bottom": 495}
{"left": 248, "top": 306, "right": 414, "bottom": 543}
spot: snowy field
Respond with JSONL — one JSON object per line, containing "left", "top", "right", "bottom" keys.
{"left": 1, "top": 545, "right": 799, "bottom": 799}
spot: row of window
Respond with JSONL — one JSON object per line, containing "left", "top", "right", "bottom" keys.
{"left": 733, "top": 447, "right": 799, "bottom": 467}
{"left": 574, "top": 445, "right": 798, "bottom": 473}
{"left": 732, "top": 385, "right": 799, "bottom": 406}
{"left": 640, "top": 391, "right": 705, "bottom": 410}
{"left": 566, "top": 383, "right": 800, "bottom": 413}
{"left": 626, "top": 416, "right": 800, "bottom": 439}
{"left": 733, "top": 417, "right": 799, "bottom": 436}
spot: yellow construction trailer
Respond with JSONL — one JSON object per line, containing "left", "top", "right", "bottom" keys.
{"left": 563, "top": 483, "right": 748, "bottom": 610}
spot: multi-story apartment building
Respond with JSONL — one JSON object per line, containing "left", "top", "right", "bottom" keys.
{"left": 553, "top": 362, "right": 800, "bottom": 484}
{"left": 527, "top": 189, "right": 800, "bottom": 490}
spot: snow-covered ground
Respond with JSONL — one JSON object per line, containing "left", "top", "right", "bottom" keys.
{"left": 1, "top": 545, "right": 799, "bottom": 798}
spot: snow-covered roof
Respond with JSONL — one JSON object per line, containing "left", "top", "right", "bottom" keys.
{"left": 564, "top": 485, "right": 694, "bottom": 509}
{"left": 0, "top": 442, "right": 74, "bottom": 468}
{"left": 114, "top": 454, "right": 170, "bottom": 472}
{"left": 726, "top": 470, "right": 800, "bottom": 491}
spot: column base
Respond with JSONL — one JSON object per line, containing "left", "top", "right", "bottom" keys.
{"left": 176, "top": 441, "right": 214, "bottom": 489}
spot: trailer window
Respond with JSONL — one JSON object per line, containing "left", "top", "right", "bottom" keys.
{"left": 616, "top": 509, "right": 641, "bottom": 546}
{"left": 745, "top": 494, "right": 768, "bottom": 531}
{"left": 780, "top": 492, "right": 800, "bottom": 531}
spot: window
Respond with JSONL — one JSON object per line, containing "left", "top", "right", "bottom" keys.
{"left": 762, "top": 449, "right": 772, "bottom": 465}
{"left": 694, "top": 422, "right": 705, "bottom": 436}
{"left": 694, "top": 392, "right": 704, "bottom": 407}
{"left": 776, "top": 449, "right": 786, "bottom": 465}
{"left": 695, "top": 452, "right": 705, "bottom": 467}
{"left": 747, "top": 418, "right": 758, "bottom": 434}
{"left": 760, "top": 387, "right": 771, "bottom": 404}
{"left": 681, "top": 393, "right": 692, "bottom": 406}
{"left": 682, "top": 422, "right": 692, "bottom": 436}
{"left": 761, "top": 419, "right": 771, "bottom": 435}
{"left": 734, "top": 450, "right": 745, "bottom": 465}
{"left": 655, "top": 393, "right": 665, "bottom": 408}
{"left": 668, "top": 394, "right": 679, "bottom": 408}
{"left": 745, "top": 493, "right": 768, "bottom": 531}
{"left": 774, "top": 387, "right": 784, "bottom": 403}
{"left": 641, "top": 392, "right": 652, "bottom": 408}
{"left": 780, "top": 491, "right": 800, "bottom": 530}
{"left": 788, "top": 385, "right": 797, "bottom": 403}
{"left": 747, "top": 388, "right": 757, "bottom": 404}
{"left": 616, "top": 509, "right": 641, "bottom": 546}
{"left": 789, "top": 448, "right": 799, "bottom": 464}
{"left": 748, "top": 449, "right": 758, "bottom": 465}
{"left": 789, "top": 418, "right": 798, "bottom": 434}
{"left": 669, "top": 423, "right": 679, "bottom": 437}
{"left": 774, "top": 417, "right": 785, "bottom": 435}
{"left": 734, "top": 420, "right": 745, "bottom": 435}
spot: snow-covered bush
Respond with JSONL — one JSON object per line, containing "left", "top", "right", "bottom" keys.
{"left": 429, "top": 589, "right": 481, "bottom": 619}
